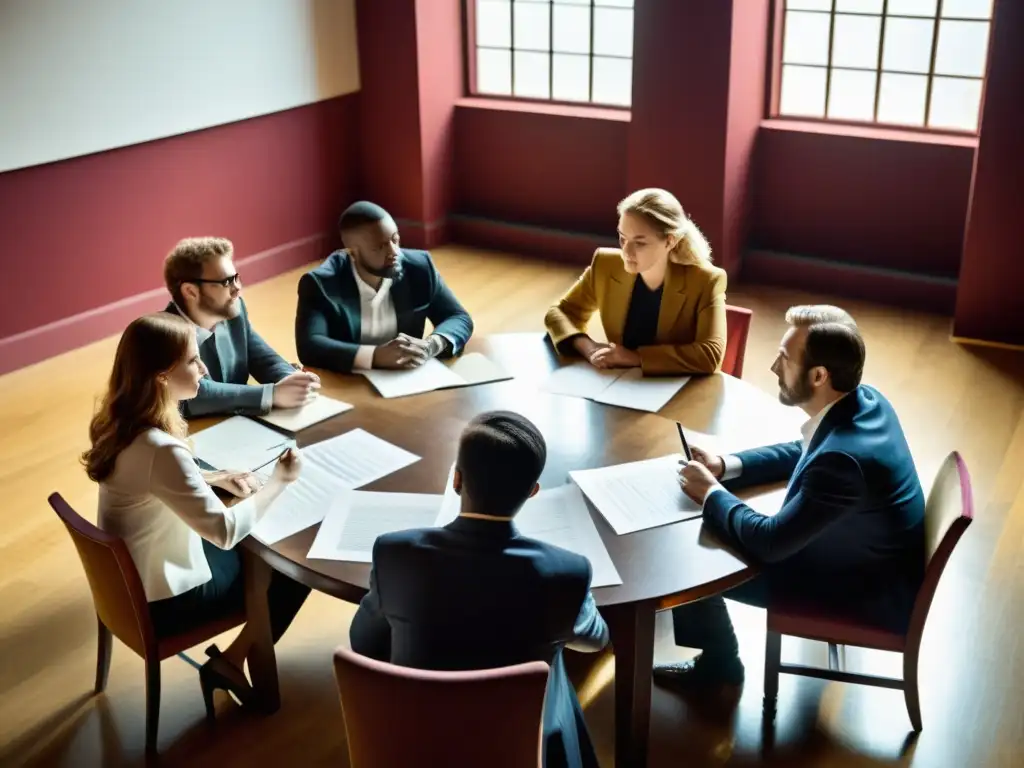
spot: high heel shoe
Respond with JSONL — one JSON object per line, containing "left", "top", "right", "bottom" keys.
{"left": 199, "top": 646, "right": 256, "bottom": 722}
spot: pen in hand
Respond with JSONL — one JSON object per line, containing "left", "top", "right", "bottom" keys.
{"left": 676, "top": 423, "right": 692, "bottom": 462}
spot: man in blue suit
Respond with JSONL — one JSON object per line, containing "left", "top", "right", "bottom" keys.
{"left": 657, "top": 305, "right": 925, "bottom": 690}
{"left": 349, "top": 411, "right": 608, "bottom": 768}
{"left": 295, "top": 201, "right": 473, "bottom": 373}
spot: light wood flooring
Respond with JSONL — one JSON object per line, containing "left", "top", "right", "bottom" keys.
{"left": 1, "top": 246, "right": 1022, "bottom": 767}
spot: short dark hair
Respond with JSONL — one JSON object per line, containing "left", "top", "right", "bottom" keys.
{"left": 786, "top": 305, "right": 865, "bottom": 393}
{"left": 338, "top": 201, "right": 390, "bottom": 234}
{"left": 456, "top": 411, "right": 547, "bottom": 518}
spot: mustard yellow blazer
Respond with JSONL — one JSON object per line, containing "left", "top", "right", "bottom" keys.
{"left": 544, "top": 248, "right": 727, "bottom": 375}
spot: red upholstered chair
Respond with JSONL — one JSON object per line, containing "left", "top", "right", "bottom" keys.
{"left": 333, "top": 646, "right": 549, "bottom": 768}
{"left": 49, "top": 492, "right": 245, "bottom": 754}
{"left": 723, "top": 305, "right": 753, "bottom": 378}
{"left": 762, "top": 451, "right": 974, "bottom": 731}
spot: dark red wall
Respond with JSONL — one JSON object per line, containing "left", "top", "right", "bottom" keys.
{"left": 0, "top": 95, "right": 359, "bottom": 369}
{"left": 752, "top": 124, "right": 976, "bottom": 278}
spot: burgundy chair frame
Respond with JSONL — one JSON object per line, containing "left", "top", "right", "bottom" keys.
{"left": 724, "top": 304, "right": 753, "bottom": 378}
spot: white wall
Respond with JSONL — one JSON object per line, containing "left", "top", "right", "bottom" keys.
{"left": 0, "top": 0, "right": 360, "bottom": 173}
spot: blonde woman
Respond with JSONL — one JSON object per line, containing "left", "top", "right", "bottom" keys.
{"left": 82, "top": 313, "right": 309, "bottom": 714}
{"left": 545, "top": 188, "right": 727, "bottom": 375}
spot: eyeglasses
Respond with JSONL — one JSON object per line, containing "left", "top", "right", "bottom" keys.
{"left": 186, "top": 273, "right": 241, "bottom": 288}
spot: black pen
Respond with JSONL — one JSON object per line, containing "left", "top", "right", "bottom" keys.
{"left": 676, "top": 423, "right": 692, "bottom": 462}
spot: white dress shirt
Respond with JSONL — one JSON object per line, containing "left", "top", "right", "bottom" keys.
{"left": 97, "top": 429, "right": 260, "bottom": 602}
{"left": 350, "top": 260, "right": 399, "bottom": 370}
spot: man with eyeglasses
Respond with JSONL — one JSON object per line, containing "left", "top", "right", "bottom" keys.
{"left": 164, "top": 237, "right": 320, "bottom": 418}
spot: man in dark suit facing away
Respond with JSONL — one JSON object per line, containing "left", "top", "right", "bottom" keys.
{"left": 350, "top": 411, "right": 608, "bottom": 768}
{"left": 661, "top": 305, "right": 926, "bottom": 691}
{"left": 295, "top": 201, "right": 473, "bottom": 373}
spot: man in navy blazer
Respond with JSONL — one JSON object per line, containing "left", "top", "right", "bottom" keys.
{"left": 659, "top": 305, "right": 925, "bottom": 690}
{"left": 295, "top": 201, "right": 473, "bottom": 373}
{"left": 349, "top": 411, "right": 608, "bottom": 768}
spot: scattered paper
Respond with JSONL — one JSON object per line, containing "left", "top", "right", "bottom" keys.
{"left": 542, "top": 363, "right": 690, "bottom": 413}
{"left": 307, "top": 492, "right": 444, "bottom": 562}
{"left": 449, "top": 352, "right": 513, "bottom": 386}
{"left": 361, "top": 353, "right": 512, "bottom": 398}
{"left": 257, "top": 395, "right": 353, "bottom": 433}
{"left": 190, "top": 416, "right": 293, "bottom": 473}
{"left": 251, "top": 461, "right": 348, "bottom": 545}
{"left": 302, "top": 428, "right": 420, "bottom": 488}
{"left": 570, "top": 454, "right": 701, "bottom": 535}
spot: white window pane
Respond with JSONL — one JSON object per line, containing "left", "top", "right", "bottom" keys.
{"left": 787, "top": 1, "right": 832, "bottom": 11}
{"left": 941, "top": 0, "right": 993, "bottom": 20}
{"left": 477, "top": 1, "right": 512, "bottom": 48}
{"left": 553, "top": 4, "right": 590, "bottom": 54}
{"left": 934, "top": 20, "right": 990, "bottom": 77}
{"left": 513, "top": 51, "right": 551, "bottom": 98}
{"left": 780, "top": 64, "right": 827, "bottom": 117}
{"left": 594, "top": 8, "right": 633, "bottom": 57}
{"left": 592, "top": 56, "right": 631, "bottom": 106}
{"left": 783, "top": 11, "right": 832, "bottom": 66}
{"left": 877, "top": 72, "right": 927, "bottom": 125}
{"left": 836, "top": 0, "right": 882, "bottom": 12}
{"left": 887, "top": 0, "right": 938, "bottom": 16}
{"left": 832, "top": 14, "right": 882, "bottom": 69}
{"left": 555, "top": 0, "right": 590, "bottom": 5}
{"left": 477, "top": 48, "right": 512, "bottom": 95}
{"left": 929, "top": 76, "right": 983, "bottom": 131}
{"left": 882, "top": 17, "right": 934, "bottom": 73}
{"left": 828, "top": 69, "right": 877, "bottom": 120}
{"left": 514, "top": 1, "right": 550, "bottom": 51}
{"left": 552, "top": 53, "right": 590, "bottom": 101}
{"left": 595, "top": 0, "right": 634, "bottom": 7}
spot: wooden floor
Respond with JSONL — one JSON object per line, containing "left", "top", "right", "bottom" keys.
{"left": 2, "top": 246, "right": 1022, "bottom": 767}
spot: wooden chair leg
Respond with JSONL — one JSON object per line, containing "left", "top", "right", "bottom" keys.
{"left": 145, "top": 658, "right": 161, "bottom": 755}
{"left": 95, "top": 617, "right": 112, "bottom": 694}
{"left": 763, "top": 630, "right": 782, "bottom": 717}
{"left": 903, "top": 649, "right": 922, "bottom": 732}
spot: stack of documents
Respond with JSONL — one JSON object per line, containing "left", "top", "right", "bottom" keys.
{"left": 256, "top": 395, "right": 353, "bottom": 433}
{"left": 191, "top": 417, "right": 294, "bottom": 473}
{"left": 542, "top": 363, "right": 691, "bottom": 413}
{"left": 569, "top": 455, "right": 702, "bottom": 534}
{"left": 361, "top": 353, "right": 512, "bottom": 399}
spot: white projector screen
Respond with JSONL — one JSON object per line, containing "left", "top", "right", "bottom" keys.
{"left": 0, "top": 0, "right": 360, "bottom": 173}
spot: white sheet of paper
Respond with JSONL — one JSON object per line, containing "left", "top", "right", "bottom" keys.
{"left": 307, "top": 491, "right": 445, "bottom": 562}
{"left": 251, "top": 461, "right": 348, "bottom": 545}
{"left": 592, "top": 368, "right": 691, "bottom": 413}
{"left": 541, "top": 363, "right": 624, "bottom": 400}
{"left": 515, "top": 485, "right": 622, "bottom": 588}
{"left": 302, "top": 428, "right": 420, "bottom": 489}
{"left": 361, "top": 359, "right": 465, "bottom": 398}
{"left": 257, "top": 395, "right": 354, "bottom": 433}
{"left": 449, "top": 352, "right": 513, "bottom": 386}
{"left": 569, "top": 454, "right": 700, "bottom": 535}
{"left": 190, "top": 416, "right": 293, "bottom": 472}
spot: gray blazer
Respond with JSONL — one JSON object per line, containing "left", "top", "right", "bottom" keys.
{"left": 166, "top": 300, "right": 294, "bottom": 418}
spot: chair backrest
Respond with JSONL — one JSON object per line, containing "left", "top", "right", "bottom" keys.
{"left": 48, "top": 492, "right": 155, "bottom": 657}
{"left": 905, "top": 452, "right": 974, "bottom": 647}
{"left": 333, "top": 646, "right": 549, "bottom": 768}
{"left": 723, "top": 305, "right": 753, "bottom": 378}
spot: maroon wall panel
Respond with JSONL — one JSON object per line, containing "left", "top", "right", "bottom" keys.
{"left": 0, "top": 94, "right": 359, "bottom": 347}
{"left": 751, "top": 124, "right": 976, "bottom": 278}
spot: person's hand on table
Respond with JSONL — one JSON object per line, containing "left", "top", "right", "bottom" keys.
{"left": 271, "top": 448, "right": 303, "bottom": 484}
{"left": 684, "top": 445, "right": 725, "bottom": 479}
{"left": 273, "top": 371, "right": 320, "bottom": 408}
{"left": 588, "top": 342, "right": 641, "bottom": 370}
{"left": 373, "top": 334, "right": 431, "bottom": 369}
{"left": 678, "top": 459, "right": 720, "bottom": 505}
{"left": 204, "top": 469, "right": 264, "bottom": 498}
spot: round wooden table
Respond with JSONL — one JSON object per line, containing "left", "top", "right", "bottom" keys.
{"left": 242, "top": 333, "right": 801, "bottom": 767}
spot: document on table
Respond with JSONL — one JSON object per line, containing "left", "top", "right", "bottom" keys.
{"left": 191, "top": 416, "right": 293, "bottom": 473}
{"left": 302, "top": 428, "right": 420, "bottom": 488}
{"left": 542, "top": 363, "right": 690, "bottom": 413}
{"left": 361, "top": 353, "right": 512, "bottom": 399}
{"left": 256, "top": 395, "right": 353, "bottom": 433}
{"left": 435, "top": 466, "right": 622, "bottom": 587}
{"left": 251, "top": 461, "right": 349, "bottom": 545}
{"left": 307, "top": 492, "right": 445, "bottom": 562}
{"left": 569, "top": 454, "right": 701, "bottom": 535}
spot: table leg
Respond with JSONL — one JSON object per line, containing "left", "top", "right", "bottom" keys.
{"left": 243, "top": 549, "right": 280, "bottom": 713}
{"left": 607, "top": 601, "right": 657, "bottom": 768}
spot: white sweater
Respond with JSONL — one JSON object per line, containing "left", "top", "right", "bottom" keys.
{"left": 97, "top": 429, "right": 259, "bottom": 602}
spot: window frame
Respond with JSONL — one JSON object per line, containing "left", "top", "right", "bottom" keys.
{"left": 766, "top": 0, "right": 995, "bottom": 136}
{"left": 463, "top": 0, "right": 634, "bottom": 111}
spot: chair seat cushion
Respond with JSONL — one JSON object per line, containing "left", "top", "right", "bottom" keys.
{"left": 768, "top": 601, "right": 906, "bottom": 652}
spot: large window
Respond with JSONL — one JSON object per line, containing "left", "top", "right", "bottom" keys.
{"left": 776, "top": 0, "right": 994, "bottom": 132}
{"left": 469, "top": 0, "right": 634, "bottom": 107}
